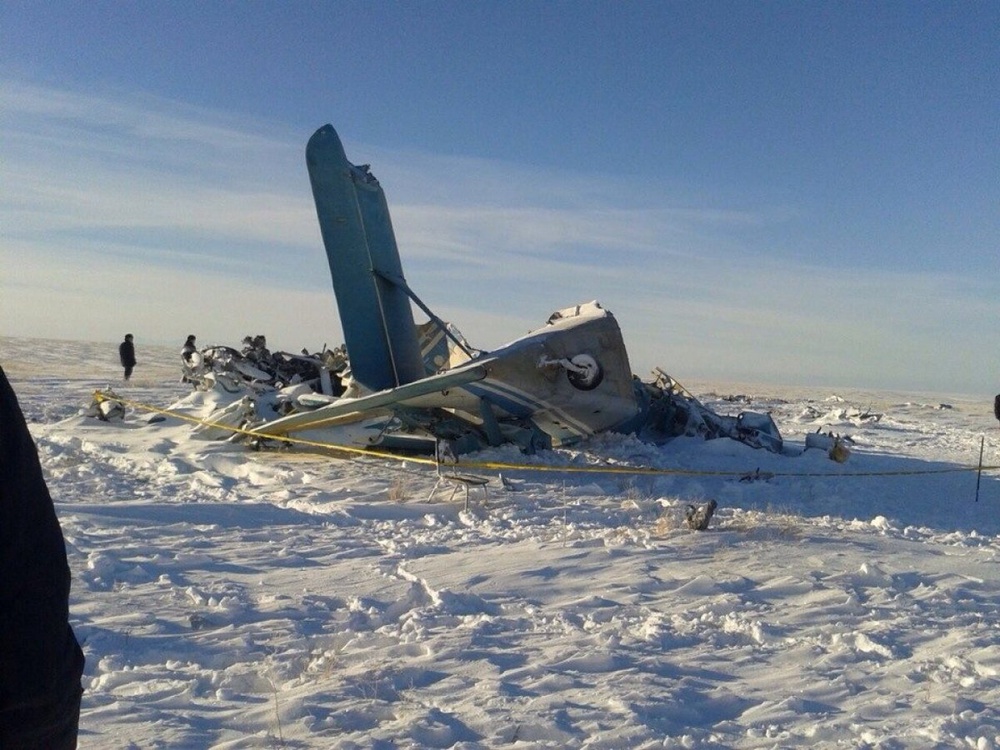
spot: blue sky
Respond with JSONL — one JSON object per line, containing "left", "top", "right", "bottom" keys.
{"left": 2, "top": 2, "right": 997, "bottom": 394}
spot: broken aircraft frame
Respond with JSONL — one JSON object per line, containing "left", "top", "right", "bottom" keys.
{"left": 185, "top": 124, "right": 785, "bottom": 457}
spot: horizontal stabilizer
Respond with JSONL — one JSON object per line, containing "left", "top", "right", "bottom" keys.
{"left": 252, "top": 360, "right": 493, "bottom": 436}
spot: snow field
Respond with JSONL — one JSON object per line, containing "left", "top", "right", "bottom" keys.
{"left": 3, "top": 336, "right": 1000, "bottom": 748}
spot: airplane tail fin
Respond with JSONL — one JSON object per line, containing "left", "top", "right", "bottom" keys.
{"left": 306, "top": 125, "right": 425, "bottom": 391}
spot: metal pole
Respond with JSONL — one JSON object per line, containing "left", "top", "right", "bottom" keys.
{"left": 975, "top": 435, "right": 985, "bottom": 503}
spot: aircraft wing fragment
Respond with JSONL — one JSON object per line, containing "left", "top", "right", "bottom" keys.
{"left": 250, "top": 359, "right": 494, "bottom": 436}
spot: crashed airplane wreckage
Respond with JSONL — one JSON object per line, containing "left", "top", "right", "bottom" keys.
{"left": 166, "top": 124, "right": 789, "bottom": 457}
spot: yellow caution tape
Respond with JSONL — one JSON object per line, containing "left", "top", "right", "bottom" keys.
{"left": 96, "top": 391, "right": 438, "bottom": 465}
{"left": 95, "top": 391, "right": 999, "bottom": 479}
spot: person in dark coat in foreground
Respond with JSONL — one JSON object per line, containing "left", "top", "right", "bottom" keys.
{"left": 0, "top": 365, "right": 85, "bottom": 749}
{"left": 119, "top": 333, "right": 137, "bottom": 381}
{"left": 994, "top": 394, "right": 1000, "bottom": 426}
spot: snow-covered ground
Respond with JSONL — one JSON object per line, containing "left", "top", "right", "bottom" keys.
{"left": 3, "top": 335, "right": 1000, "bottom": 749}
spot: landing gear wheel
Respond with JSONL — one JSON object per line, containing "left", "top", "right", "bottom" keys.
{"left": 566, "top": 354, "right": 604, "bottom": 391}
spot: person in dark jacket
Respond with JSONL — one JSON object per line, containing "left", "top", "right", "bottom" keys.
{"left": 180, "top": 335, "right": 201, "bottom": 385}
{"left": 994, "top": 394, "right": 1000, "bottom": 426}
{"left": 119, "top": 333, "right": 137, "bottom": 381}
{"left": 181, "top": 334, "right": 197, "bottom": 364}
{"left": 0, "top": 365, "right": 85, "bottom": 749}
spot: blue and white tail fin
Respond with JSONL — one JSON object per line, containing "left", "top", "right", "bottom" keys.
{"left": 306, "top": 125, "right": 425, "bottom": 391}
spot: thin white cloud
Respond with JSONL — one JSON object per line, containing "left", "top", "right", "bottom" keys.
{"left": 2, "top": 79, "right": 287, "bottom": 152}
{"left": 2, "top": 77, "right": 998, "bottom": 393}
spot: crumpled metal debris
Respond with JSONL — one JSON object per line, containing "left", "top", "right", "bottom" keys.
{"left": 183, "top": 335, "right": 347, "bottom": 399}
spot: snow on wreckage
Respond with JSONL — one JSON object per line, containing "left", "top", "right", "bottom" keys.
{"left": 106, "top": 124, "right": 805, "bottom": 461}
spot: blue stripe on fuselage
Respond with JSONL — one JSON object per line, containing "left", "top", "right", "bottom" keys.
{"left": 461, "top": 379, "right": 592, "bottom": 439}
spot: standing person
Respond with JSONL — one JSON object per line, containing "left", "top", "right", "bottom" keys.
{"left": 181, "top": 335, "right": 202, "bottom": 385}
{"left": 181, "top": 334, "right": 197, "bottom": 365}
{"left": 118, "top": 334, "right": 136, "bottom": 382}
{"left": 0, "top": 365, "right": 85, "bottom": 749}
{"left": 994, "top": 394, "right": 1000, "bottom": 427}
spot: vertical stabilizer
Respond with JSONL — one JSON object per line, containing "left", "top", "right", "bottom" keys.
{"left": 306, "top": 125, "right": 425, "bottom": 391}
